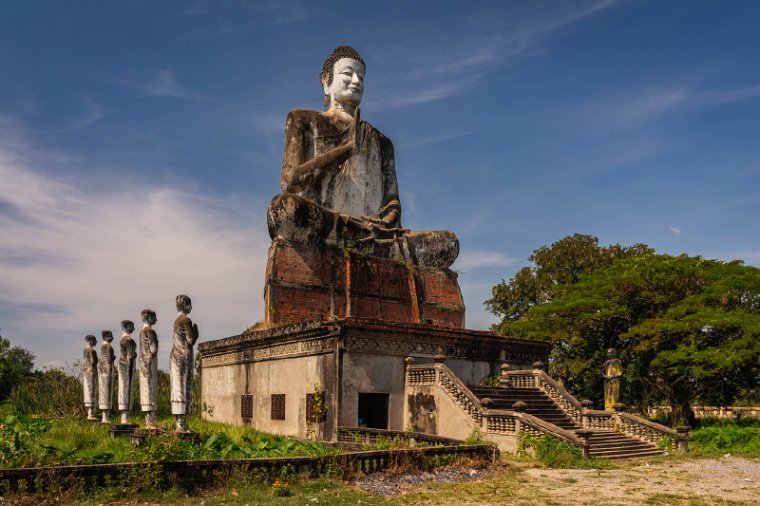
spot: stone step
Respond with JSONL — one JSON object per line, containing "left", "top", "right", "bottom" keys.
{"left": 471, "top": 388, "right": 544, "bottom": 396}
{"left": 591, "top": 440, "right": 656, "bottom": 450}
{"left": 589, "top": 448, "right": 665, "bottom": 459}
{"left": 468, "top": 384, "right": 668, "bottom": 460}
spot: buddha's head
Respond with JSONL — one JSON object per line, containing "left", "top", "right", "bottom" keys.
{"left": 176, "top": 294, "right": 192, "bottom": 315}
{"left": 102, "top": 330, "right": 114, "bottom": 343}
{"left": 85, "top": 334, "right": 97, "bottom": 347}
{"left": 121, "top": 320, "right": 135, "bottom": 334}
{"left": 607, "top": 347, "right": 618, "bottom": 358}
{"left": 320, "top": 46, "right": 365, "bottom": 110}
{"left": 141, "top": 309, "right": 157, "bottom": 326}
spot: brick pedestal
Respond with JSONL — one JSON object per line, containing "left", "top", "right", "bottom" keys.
{"left": 264, "top": 239, "right": 465, "bottom": 328}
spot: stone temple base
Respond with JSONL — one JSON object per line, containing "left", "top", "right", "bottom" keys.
{"left": 263, "top": 239, "right": 465, "bottom": 328}
{"left": 199, "top": 318, "right": 550, "bottom": 441}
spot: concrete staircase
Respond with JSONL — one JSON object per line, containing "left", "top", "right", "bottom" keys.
{"left": 470, "top": 385, "right": 666, "bottom": 460}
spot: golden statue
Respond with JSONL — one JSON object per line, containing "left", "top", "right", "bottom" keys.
{"left": 603, "top": 348, "right": 623, "bottom": 411}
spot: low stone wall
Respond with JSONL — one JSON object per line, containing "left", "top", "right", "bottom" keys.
{"left": 336, "top": 427, "right": 462, "bottom": 447}
{"left": 0, "top": 444, "right": 498, "bottom": 494}
{"left": 647, "top": 406, "right": 760, "bottom": 419}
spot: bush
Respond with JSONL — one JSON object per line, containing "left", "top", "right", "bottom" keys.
{"left": 8, "top": 368, "right": 84, "bottom": 418}
{"left": 689, "top": 424, "right": 760, "bottom": 457}
{"left": 518, "top": 433, "right": 615, "bottom": 469}
{"left": 0, "top": 414, "right": 52, "bottom": 466}
{"left": 696, "top": 415, "right": 760, "bottom": 429}
{"left": 479, "top": 375, "right": 501, "bottom": 387}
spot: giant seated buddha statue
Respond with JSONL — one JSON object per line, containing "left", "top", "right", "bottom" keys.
{"left": 267, "top": 46, "right": 459, "bottom": 269}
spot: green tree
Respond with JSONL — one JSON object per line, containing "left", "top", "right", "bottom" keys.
{"left": 498, "top": 254, "right": 760, "bottom": 425}
{"left": 0, "top": 331, "right": 35, "bottom": 401}
{"left": 486, "top": 234, "right": 652, "bottom": 329}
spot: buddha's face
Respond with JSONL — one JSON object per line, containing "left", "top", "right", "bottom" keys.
{"left": 147, "top": 313, "right": 157, "bottom": 326}
{"left": 323, "top": 58, "right": 364, "bottom": 108}
{"left": 124, "top": 322, "right": 135, "bottom": 334}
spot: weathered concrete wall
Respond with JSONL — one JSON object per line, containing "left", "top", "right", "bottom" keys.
{"left": 340, "top": 352, "right": 406, "bottom": 429}
{"left": 202, "top": 362, "right": 245, "bottom": 424}
{"left": 405, "top": 383, "right": 519, "bottom": 453}
{"left": 446, "top": 359, "right": 492, "bottom": 387}
{"left": 202, "top": 353, "right": 336, "bottom": 439}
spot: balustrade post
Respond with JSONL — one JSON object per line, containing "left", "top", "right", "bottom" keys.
{"left": 499, "top": 362, "right": 510, "bottom": 388}
{"left": 404, "top": 356, "right": 414, "bottom": 385}
{"left": 532, "top": 361, "right": 544, "bottom": 389}
{"left": 512, "top": 401, "right": 526, "bottom": 436}
{"left": 575, "top": 429, "right": 593, "bottom": 458}
{"left": 677, "top": 426, "right": 690, "bottom": 452}
{"left": 434, "top": 353, "right": 446, "bottom": 387}
{"left": 580, "top": 399, "right": 593, "bottom": 429}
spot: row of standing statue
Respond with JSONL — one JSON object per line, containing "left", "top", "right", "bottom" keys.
{"left": 81, "top": 294, "right": 199, "bottom": 432}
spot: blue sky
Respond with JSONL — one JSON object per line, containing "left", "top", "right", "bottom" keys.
{"left": 1, "top": 0, "right": 759, "bottom": 371}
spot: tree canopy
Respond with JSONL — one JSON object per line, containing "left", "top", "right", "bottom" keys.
{"left": 488, "top": 236, "right": 760, "bottom": 424}
{"left": 486, "top": 234, "right": 653, "bottom": 327}
{"left": 0, "top": 331, "right": 35, "bottom": 401}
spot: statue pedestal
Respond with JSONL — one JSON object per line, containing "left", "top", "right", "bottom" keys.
{"left": 263, "top": 239, "right": 465, "bottom": 328}
{"left": 175, "top": 431, "right": 202, "bottom": 444}
{"left": 130, "top": 427, "right": 163, "bottom": 447}
{"left": 108, "top": 423, "right": 139, "bottom": 439}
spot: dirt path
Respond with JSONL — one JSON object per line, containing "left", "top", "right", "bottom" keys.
{"left": 518, "top": 456, "right": 760, "bottom": 505}
{"left": 354, "top": 456, "right": 760, "bottom": 505}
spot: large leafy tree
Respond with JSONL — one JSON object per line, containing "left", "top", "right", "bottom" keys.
{"left": 486, "top": 234, "right": 652, "bottom": 330}
{"left": 0, "top": 331, "right": 36, "bottom": 400}
{"left": 495, "top": 254, "right": 760, "bottom": 424}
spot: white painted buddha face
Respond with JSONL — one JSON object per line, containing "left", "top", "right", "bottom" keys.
{"left": 323, "top": 57, "right": 364, "bottom": 110}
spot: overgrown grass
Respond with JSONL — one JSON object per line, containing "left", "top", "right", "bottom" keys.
{"left": 11, "top": 474, "right": 394, "bottom": 506}
{"left": 0, "top": 415, "right": 339, "bottom": 468}
{"left": 689, "top": 424, "right": 760, "bottom": 457}
{"left": 517, "top": 434, "right": 616, "bottom": 469}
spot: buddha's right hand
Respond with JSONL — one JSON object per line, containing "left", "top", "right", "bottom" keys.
{"left": 350, "top": 108, "right": 364, "bottom": 154}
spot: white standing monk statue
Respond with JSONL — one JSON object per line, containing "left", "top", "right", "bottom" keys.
{"left": 267, "top": 45, "right": 459, "bottom": 269}
{"left": 139, "top": 309, "right": 159, "bottom": 428}
{"left": 98, "top": 330, "right": 116, "bottom": 423}
{"left": 171, "top": 294, "right": 199, "bottom": 432}
{"left": 82, "top": 334, "right": 99, "bottom": 420}
{"left": 117, "top": 319, "right": 137, "bottom": 424}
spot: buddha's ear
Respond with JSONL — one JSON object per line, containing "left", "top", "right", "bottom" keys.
{"left": 321, "top": 76, "right": 330, "bottom": 96}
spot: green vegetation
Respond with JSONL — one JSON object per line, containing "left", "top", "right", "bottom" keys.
{"left": 0, "top": 415, "right": 338, "bottom": 468}
{"left": 479, "top": 375, "right": 501, "bottom": 387}
{"left": 488, "top": 234, "right": 760, "bottom": 425}
{"left": 8, "top": 367, "right": 85, "bottom": 418}
{"left": 517, "top": 433, "right": 615, "bottom": 469}
{"left": 0, "top": 332, "right": 35, "bottom": 401}
{"left": 689, "top": 418, "right": 760, "bottom": 458}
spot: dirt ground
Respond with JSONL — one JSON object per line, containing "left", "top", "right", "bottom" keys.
{"left": 354, "top": 456, "right": 760, "bottom": 505}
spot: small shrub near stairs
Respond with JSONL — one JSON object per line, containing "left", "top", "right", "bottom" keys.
{"left": 518, "top": 433, "right": 615, "bottom": 469}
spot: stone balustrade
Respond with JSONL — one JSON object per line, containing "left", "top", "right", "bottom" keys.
{"left": 406, "top": 363, "right": 585, "bottom": 451}
{"left": 502, "top": 367, "right": 683, "bottom": 450}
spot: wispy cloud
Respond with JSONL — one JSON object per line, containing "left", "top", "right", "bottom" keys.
{"left": 143, "top": 68, "right": 210, "bottom": 101}
{"left": 115, "top": 68, "right": 213, "bottom": 102}
{"left": 581, "top": 82, "right": 760, "bottom": 132}
{"left": 56, "top": 96, "right": 105, "bottom": 132}
{"left": 668, "top": 225, "right": 682, "bottom": 236}
{"left": 178, "top": 0, "right": 309, "bottom": 36}
{"left": 397, "top": 130, "right": 475, "bottom": 149}
{"left": 369, "top": 0, "right": 621, "bottom": 108}
{"left": 453, "top": 250, "right": 518, "bottom": 272}
{"left": 0, "top": 130, "right": 269, "bottom": 370}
